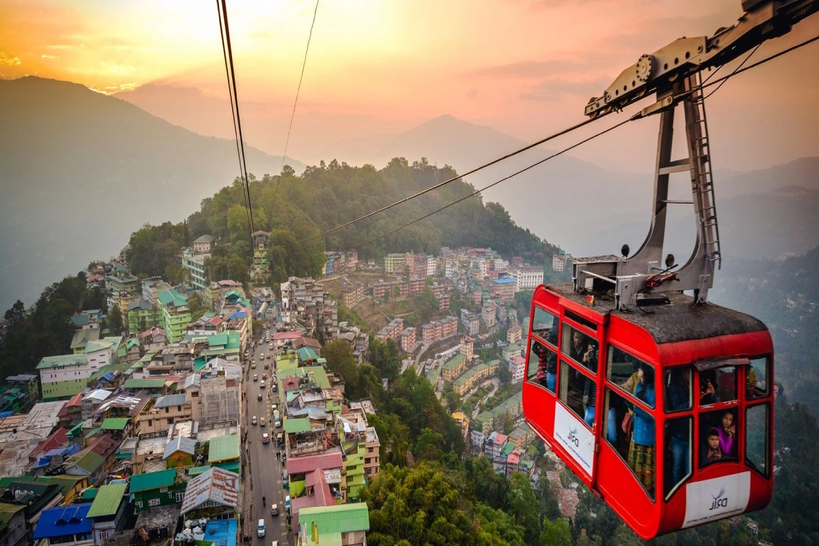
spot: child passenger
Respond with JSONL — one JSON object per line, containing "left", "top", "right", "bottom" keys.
{"left": 718, "top": 411, "right": 736, "bottom": 457}
{"left": 701, "top": 428, "right": 726, "bottom": 465}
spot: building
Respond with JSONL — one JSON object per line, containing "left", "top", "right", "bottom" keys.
{"left": 157, "top": 290, "right": 191, "bottom": 343}
{"left": 459, "top": 336, "right": 474, "bottom": 362}
{"left": 130, "top": 469, "right": 185, "bottom": 513}
{"left": 400, "top": 328, "right": 416, "bottom": 353}
{"left": 438, "top": 294, "right": 450, "bottom": 311}
{"left": 0, "top": 375, "right": 39, "bottom": 413}
{"left": 508, "top": 355, "right": 526, "bottom": 383}
{"left": 552, "top": 253, "right": 566, "bottom": 272}
{"left": 493, "top": 277, "right": 517, "bottom": 301}
{"left": 514, "top": 265, "right": 544, "bottom": 290}
{"left": 193, "top": 235, "right": 215, "bottom": 255}
{"left": 451, "top": 360, "right": 499, "bottom": 396}
{"left": 137, "top": 395, "right": 192, "bottom": 438}
{"left": 32, "top": 504, "right": 93, "bottom": 545}
{"left": 383, "top": 253, "right": 405, "bottom": 275}
{"left": 179, "top": 467, "right": 239, "bottom": 518}
{"left": 297, "top": 503, "right": 370, "bottom": 546}
{"left": 507, "top": 324, "right": 522, "bottom": 345}
{"left": 181, "top": 249, "right": 208, "bottom": 291}
{"left": 481, "top": 301, "right": 497, "bottom": 328}
{"left": 127, "top": 298, "right": 161, "bottom": 334}
{"left": 341, "top": 283, "right": 364, "bottom": 308}
{"left": 105, "top": 267, "right": 139, "bottom": 298}
{"left": 441, "top": 354, "right": 466, "bottom": 382}
{"left": 87, "top": 482, "right": 128, "bottom": 544}
{"left": 252, "top": 231, "right": 270, "bottom": 274}
{"left": 37, "top": 355, "right": 95, "bottom": 400}
{"left": 375, "top": 318, "right": 403, "bottom": 344}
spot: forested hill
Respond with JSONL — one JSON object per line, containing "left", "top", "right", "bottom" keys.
{"left": 128, "top": 158, "right": 559, "bottom": 283}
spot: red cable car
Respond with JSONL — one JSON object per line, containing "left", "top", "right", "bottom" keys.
{"left": 522, "top": 284, "right": 773, "bottom": 539}
{"left": 515, "top": 5, "right": 818, "bottom": 533}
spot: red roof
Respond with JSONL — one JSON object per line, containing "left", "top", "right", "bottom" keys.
{"left": 272, "top": 332, "right": 302, "bottom": 341}
{"left": 30, "top": 428, "right": 69, "bottom": 459}
{"left": 285, "top": 451, "right": 343, "bottom": 475}
{"left": 66, "top": 393, "right": 84, "bottom": 408}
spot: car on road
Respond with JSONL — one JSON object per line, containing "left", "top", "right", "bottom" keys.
{"left": 253, "top": 374, "right": 258, "bottom": 382}
{"left": 251, "top": 361, "right": 256, "bottom": 369}
{"left": 257, "top": 393, "right": 263, "bottom": 401}
{"left": 257, "top": 519, "right": 265, "bottom": 538}
{"left": 252, "top": 416, "right": 258, "bottom": 426}
{"left": 271, "top": 503, "right": 279, "bottom": 516}
{"left": 260, "top": 417, "right": 266, "bottom": 427}
{"left": 260, "top": 380, "right": 266, "bottom": 389}
{"left": 264, "top": 362, "right": 269, "bottom": 369}
{"left": 262, "top": 373, "right": 267, "bottom": 381}
{"left": 262, "top": 433, "right": 269, "bottom": 444}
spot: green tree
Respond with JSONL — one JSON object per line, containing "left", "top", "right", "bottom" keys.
{"left": 507, "top": 472, "right": 541, "bottom": 543}
{"left": 322, "top": 340, "right": 360, "bottom": 397}
{"left": 539, "top": 518, "right": 571, "bottom": 546}
{"left": 106, "top": 304, "right": 124, "bottom": 335}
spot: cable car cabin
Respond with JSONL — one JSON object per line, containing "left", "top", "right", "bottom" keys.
{"left": 522, "top": 284, "right": 773, "bottom": 539}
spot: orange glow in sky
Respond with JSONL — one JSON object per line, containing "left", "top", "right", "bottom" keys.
{"left": 2, "top": 0, "right": 818, "bottom": 170}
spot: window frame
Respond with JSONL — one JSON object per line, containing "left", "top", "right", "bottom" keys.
{"left": 744, "top": 402, "right": 771, "bottom": 479}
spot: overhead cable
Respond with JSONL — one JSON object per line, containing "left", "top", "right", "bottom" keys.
{"left": 348, "top": 32, "right": 819, "bottom": 250}
{"left": 302, "top": 116, "right": 598, "bottom": 243}
{"left": 703, "top": 44, "right": 760, "bottom": 100}
{"left": 354, "top": 118, "right": 632, "bottom": 250}
{"left": 217, "top": 0, "right": 255, "bottom": 239}
{"left": 281, "top": 0, "right": 320, "bottom": 176}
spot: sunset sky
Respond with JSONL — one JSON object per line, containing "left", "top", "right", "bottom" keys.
{"left": 2, "top": 0, "right": 818, "bottom": 170}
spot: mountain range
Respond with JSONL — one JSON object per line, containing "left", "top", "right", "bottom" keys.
{"left": 0, "top": 77, "right": 301, "bottom": 310}
{"left": 1, "top": 76, "right": 817, "bottom": 312}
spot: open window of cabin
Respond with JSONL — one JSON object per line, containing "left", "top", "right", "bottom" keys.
{"left": 531, "top": 307, "right": 559, "bottom": 347}
{"left": 561, "top": 323, "right": 598, "bottom": 373}
{"left": 745, "top": 403, "right": 770, "bottom": 477}
{"left": 527, "top": 337, "right": 557, "bottom": 393}
{"left": 746, "top": 357, "right": 769, "bottom": 400}
{"left": 699, "top": 408, "right": 739, "bottom": 468}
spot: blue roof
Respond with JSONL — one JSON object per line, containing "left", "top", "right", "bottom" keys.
{"left": 33, "top": 504, "right": 93, "bottom": 539}
{"left": 229, "top": 311, "right": 247, "bottom": 320}
{"left": 494, "top": 277, "right": 517, "bottom": 285}
{"left": 101, "top": 371, "right": 115, "bottom": 382}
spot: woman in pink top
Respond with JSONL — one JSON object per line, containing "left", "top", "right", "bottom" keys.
{"left": 717, "top": 411, "right": 736, "bottom": 457}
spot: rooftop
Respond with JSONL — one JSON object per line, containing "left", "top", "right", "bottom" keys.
{"left": 207, "top": 434, "right": 239, "bottom": 463}
{"left": 32, "top": 504, "right": 93, "bottom": 540}
{"left": 164, "top": 436, "right": 196, "bottom": 459}
{"left": 129, "top": 469, "right": 177, "bottom": 493}
{"left": 87, "top": 483, "right": 127, "bottom": 518}
{"left": 154, "top": 394, "right": 187, "bottom": 409}
{"left": 180, "top": 467, "right": 240, "bottom": 515}
{"left": 36, "top": 354, "right": 88, "bottom": 370}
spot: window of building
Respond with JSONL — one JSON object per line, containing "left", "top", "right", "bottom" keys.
{"left": 149, "top": 498, "right": 161, "bottom": 507}
{"left": 176, "top": 491, "right": 185, "bottom": 502}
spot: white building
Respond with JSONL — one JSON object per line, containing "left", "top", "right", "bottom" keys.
{"left": 552, "top": 254, "right": 566, "bottom": 272}
{"left": 445, "top": 261, "right": 458, "bottom": 281}
{"left": 509, "top": 355, "right": 526, "bottom": 384}
{"left": 514, "top": 266, "right": 544, "bottom": 291}
{"left": 426, "top": 255, "right": 437, "bottom": 277}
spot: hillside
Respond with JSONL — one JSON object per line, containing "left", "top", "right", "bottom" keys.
{"left": 0, "top": 76, "right": 302, "bottom": 310}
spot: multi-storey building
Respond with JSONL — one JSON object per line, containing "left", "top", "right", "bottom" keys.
{"left": 157, "top": 290, "right": 191, "bottom": 343}
{"left": 364, "top": 427, "right": 380, "bottom": 480}
{"left": 445, "top": 261, "right": 458, "bottom": 280}
{"left": 37, "top": 355, "right": 96, "bottom": 400}
{"left": 441, "top": 354, "right": 466, "bottom": 382}
{"left": 383, "top": 253, "right": 406, "bottom": 275}
{"left": 421, "top": 321, "right": 441, "bottom": 344}
{"left": 426, "top": 255, "right": 437, "bottom": 277}
{"left": 552, "top": 253, "right": 566, "bottom": 272}
{"left": 459, "top": 336, "right": 474, "bottom": 361}
{"left": 481, "top": 301, "right": 497, "bottom": 329}
{"left": 141, "top": 277, "right": 172, "bottom": 306}
{"left": 253, "top": 231, "right": 270, "bottom": 274}
{"left": 507, "top": 324, "right": 522, "bottom": 345}
{"left": 193, "top": 234, "right": 214, "bottom": 254}
{"left": 400, "top": 328, "right": 416, "bottom": 353}
{"left": 508, "top": 355, "right": 526, "bottom": 383}
{"left": 513, "top": 265, "right": 544, "bottom": 291}
{"left": 493, "top": 277, "right": 517, "bottom": 301}
{"left": 375, "top": 318, "right": 403, "bottom": 344}
{"left": 342, "top": 283, "right": 364, "bottom": 308}
{"left": 136, "top": 394, "right": 193, "bottom": 437}
{"left": 105, "top": 266, "right": 139, "bottom": 298}
{"left": 127, "top": 298, "right": 161, "bottom": 334}
{"left": 460, "top": 312, "right": 480, "bottom": 336}
{"left": 182, "top": 248, "right": 208, "bottom": 291}
{"left": 407, "top": 277, "right": 425, "bottom": 296}
{"left": 451, "top": 360, "right": 499, "bottom": 396}
{"left": 440, "top": 316, "right": 458, "bottom": 337}
{"left": 438, "top": 294, "right": 451, "bottom": 311}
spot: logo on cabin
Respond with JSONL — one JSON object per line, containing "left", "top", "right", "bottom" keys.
{"left": 567, "top": 426, "right": 580, "bottom": 447}
{"left": 709, "top": 488, "right": 728, "bottom": 511}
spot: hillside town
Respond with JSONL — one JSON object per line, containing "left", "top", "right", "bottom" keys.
{"left": 0, "top": 234, "right": 576, "bottom": 546}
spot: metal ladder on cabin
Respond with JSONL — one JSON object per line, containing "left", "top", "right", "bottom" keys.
{"left": 685, "top": 73, "right": 722, "bottom": 270}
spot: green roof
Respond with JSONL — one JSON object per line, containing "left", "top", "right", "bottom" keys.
{"left": 100, "top": 418, "right": 129, "bottom": 431}
{"left": 298, "top": 347, "right": 318, "bottom": 361}
{"left": 501, "top": 442, "right": 516, "bottom": 456}
{"left": 36, "top": 354, "right": 87, "bottom": 370}
{"left": 284, "top": 418, "right": 311, "bottom": 434}
{"left": 193, "top": 235, "right": 214, "bottom": 244}
{"left": 73, "top": 451, "right": 105, "bottom": 474}
{"left": 299, "top": 503, "right": 370, "bottom": 534}
{"left": 188, "top": 465, "right": 211, "bottom": 476}
{"left": 81, "top": 488, "right": 99, "bottom": 501}
{"left": 123, "top": 378, "right": 166, "bottom": 390}
{"left": 208, "top": 434, "right": 240, "bottom": 463}
{"left": 214, "top": 460, "right": 241, "bottom": 473}
{"left": 443, "top": 354, "right": 466, "bottom": 371}
{"left": 87, "top": 483, "right": 127, "bottom": 518}
{"left": 157, "top": 290, "right": 188, "bottom": 308}
{"left": 452, "top": 361, "right": 495, "bottom": 387}
{"left": 0, "top": 503, "right": 25, "bottom": 528}
{"left": 208, "top": 334, "right": 228, "bottom": 347}
{"left": 129, "top": 469, "right": 176, "bottom": 493}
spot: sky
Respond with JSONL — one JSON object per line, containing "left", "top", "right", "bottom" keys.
{"left": 2, "top": 0, "right": 818, "bottom": 171}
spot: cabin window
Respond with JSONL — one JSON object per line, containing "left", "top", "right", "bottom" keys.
{"left": 746, "top": 357, "right": 769, "bottom": 400}
{"left": 527, "top": 337, "right": 557, "bottom": 393}
{"left": 607, "top": 347, "right": 654, "bottom": 408}
{"left": 603, "top": 383, "right": 656, "bottom": 501}
{"left": 699, "top": 408, "right": 738, "bottom": 467}
{"left": 558, "top": 361, "right": 590, "bottom": 425}
{"left": 664, "top": 367, "right": 692, "bottom": 413}
{"left": 698, "top": 366, "right": 738, "bottom": 405}
{"left": 745, "top": 404, "right": 770, "bottom": 477}
{"left": 531, "top": 307, "right": 558, "bottom": 347}
{"left": 561, "top": 324, "right": 598, "bottom": 373}
{"left": 663, "top": 416, "right": 692, "bottom": 499}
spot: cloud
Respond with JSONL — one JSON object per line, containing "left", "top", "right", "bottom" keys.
{"left": 470, "top": 59, "right": 586, "bottom": 79}
{"left": 521, "top": 76, "right": 612, "bottom": 102}
{"left": 0, "top": 53, "right": 22, "bottom": 66}
{"left": 40, "top": 54, "right": 59, "bottom": 60}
